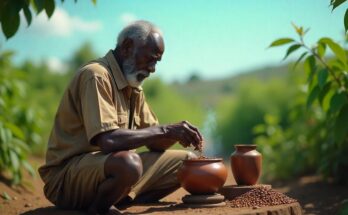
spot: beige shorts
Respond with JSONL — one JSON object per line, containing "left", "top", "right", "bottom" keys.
{"left": 52, "top": 149, "right": 191, "bottom": 209}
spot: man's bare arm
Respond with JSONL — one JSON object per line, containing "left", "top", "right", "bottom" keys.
{"left": 92, "top": 121, "right": 203, "bottom": 154}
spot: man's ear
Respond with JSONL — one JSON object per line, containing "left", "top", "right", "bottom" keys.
{"left": 120, "top": 37, "right": 134, "bottom": 58}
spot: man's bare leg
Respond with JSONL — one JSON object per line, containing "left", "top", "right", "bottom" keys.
{"left": 88, "top": 151, "right": 143, "bottom": 214}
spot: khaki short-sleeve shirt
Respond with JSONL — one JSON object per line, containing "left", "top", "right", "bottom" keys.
{"left": 39, "top": 50, "right": 158, "bottom": 183}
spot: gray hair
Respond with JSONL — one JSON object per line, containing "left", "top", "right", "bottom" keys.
{"left": 117, "top": 20, "right": 163, "bottom": 48}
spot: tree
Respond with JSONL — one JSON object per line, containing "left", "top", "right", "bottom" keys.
{"left": 187, "top": 71, "right": 201, "bottom": 83}
{"left": 263, "top": 0, "right": 348, "bottom": 183}
{"left": 0, "top": 0, "right": 96, "bottom": 39}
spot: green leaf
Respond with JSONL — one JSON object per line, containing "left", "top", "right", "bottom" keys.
{"left": 318, "top": 82, "right": 332, "bottom": 106}
{"left": 5, "top": 123, "right": 25, "bottom": 140}
{"left": 22, "top": 4, "right": 32, "bottom": 26}
{"left": 12, "top": 138, "right": 30, "bottom": 152}
{"left": 1, "top": 11, "right": 20, "bottom": 39}
{"left": 292, "top": 23, "right": 303, "bottom": 36}
{"left": 319, "top": 37, "right": 346, "bottom": 65}
{"left": 91, "top": 0, "right": 97, "bottom": 5}
{"left": 283, "top": 44, "right": 301, "bottom": 60}
{"left": 317, "top": 42, "right": 326, "bottom": 58}
{"left": 329, "top": 92, "right": 348, "bottom": 114}
{"left": 307, "top": 85, "right": 320, "bottom": 109}
{"left": 304, "top": 55, "right": 316, "bottom": 83}
{"left": 22, "top": 160, "right": 36, "bottom": 177}
{"left": 269, "top": 38, "right": 294, "bottom": 47}
{"left": 292, "top": 52, "right": 307, "bottom": 70}
{"left": 1, "top": 192, "right": 11, "bottom": 201}
{"left": 318, "top": 68, "right": 328, "bottom": 89}
{"left": 9, "top": 150, "right": 19, "bottom": 171}
{"left": 34, "top": 0, "right": 45, "bottom": 13}
{"left": 44, "top": 0, "right": 55, "bottom": 18}
{"left": 334, "top": 104, "right": 348, "bottom": 143}
{"left": 345, "top": 9, "right": 348, "bottom": 32}
{"left": 330, "top": 0, "right": 347, "bottom": 11}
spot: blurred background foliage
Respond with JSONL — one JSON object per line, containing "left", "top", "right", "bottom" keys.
{"left": 0, "top": 0, "right": 347, "bottom": 186}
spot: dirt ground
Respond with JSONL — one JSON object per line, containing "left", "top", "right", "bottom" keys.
{"left": 1, "top": 158, "right": 348, "bottom": 215}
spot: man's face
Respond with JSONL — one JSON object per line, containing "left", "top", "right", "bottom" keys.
{"left": 122, "top": 32, "right": 164, "bottom": 88}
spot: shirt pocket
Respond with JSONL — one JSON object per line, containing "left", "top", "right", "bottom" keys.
{"left": 117, "top": 113, "right": 128, "bottom": 129}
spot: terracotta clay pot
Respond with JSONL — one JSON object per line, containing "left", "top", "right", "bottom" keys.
{"left": 230, "top": 144, "right": 262, "bottom": 185}
{"left": 177, "top": 158, "right": 227, "bottom": 195}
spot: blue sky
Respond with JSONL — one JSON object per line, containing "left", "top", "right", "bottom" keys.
{"left": 0, "top": 0, "right": 346, "bottom": 82}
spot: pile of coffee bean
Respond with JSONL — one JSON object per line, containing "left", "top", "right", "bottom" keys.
{"left": 228, "top": 186, "right": 297, "bottom": 208}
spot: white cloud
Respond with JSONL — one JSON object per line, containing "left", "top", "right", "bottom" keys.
{"left": 46, "top": 57, "right": 67, "bottom": 73}
{"left": 120, "top": 13, "right": 138, "bottom": 26}
{"left": 22, "top": 7, "right": 102, "bottom": 37}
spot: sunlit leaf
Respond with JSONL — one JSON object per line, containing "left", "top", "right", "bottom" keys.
{"left": 1, "top": 192, "right": 11, "bottom": 201}
{"left": 292, "top": 52, "right": 307, "bottom": 70}
{"left": 283, "top": 44, "right": 301, "bottom": 60}
{"left": 329, "top": 92, "right": 348, "bottom": 114}
{"left": 317, "top": 42, "right": 326, "bottom": 58}
{"left": 269, "top": 38, "right": 294, "bottom": 47}
{"left": 330, "top": 0, "right": 347, "bottom": 11}
{"left": 22, "top": 160, "right": 35, "bottom": 177}
{"left": 318, "top": 68, "right": 328, "bottom": 89}
{"left": 307, "top": 85, "right": 320, "bottom": 109}
{"left": 9, "top": 150, "right": 19, "bottom": 171}
{"left": 12, "top": 139, "right": 30, "bottom": 152}
{"left": 91, "top": 0, "right": 97, "bottom": 5}
{"left": 319, "top": 37, "right": 346, "bottom": 66}
{"left": 5, "top": 123, "right": 25, "bottom": 140}
{"left": 291, "top": 23, "right": 308, "bottom": 36}
{"left": 253, "top": 124, "right": 266, "bottom": 134}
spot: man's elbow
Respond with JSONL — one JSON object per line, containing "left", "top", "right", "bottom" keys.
{"left": 91, "top": 133, "right": 115, "bottom": 154}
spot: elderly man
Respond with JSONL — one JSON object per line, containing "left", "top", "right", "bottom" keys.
{"left": 39, "top": 20, "right": 203, "bottom": 215}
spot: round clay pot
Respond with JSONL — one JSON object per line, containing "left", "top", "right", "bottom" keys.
{"left": 230, "top": 144, "right": 262, "bottom": 185}
{"left": 177, "top": 158, "right": 227, "bottom": 195}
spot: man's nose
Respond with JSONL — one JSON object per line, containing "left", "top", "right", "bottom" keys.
{"left": 147, "top": 63, "right": 156, "bottom": 73}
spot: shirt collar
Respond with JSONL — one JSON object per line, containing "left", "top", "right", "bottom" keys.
{"left": 104, "top": 50, "right": 143, "bottom": 91}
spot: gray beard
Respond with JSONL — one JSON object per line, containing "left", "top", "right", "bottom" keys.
{"left": 123, "top": 58, "right": 148, "bottom": 88}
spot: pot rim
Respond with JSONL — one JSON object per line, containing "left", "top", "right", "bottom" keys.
{"left": 183, "top": 158, "right": 223, "bottom": 163}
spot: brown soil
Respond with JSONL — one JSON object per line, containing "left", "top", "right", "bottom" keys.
{"left": 0, "top": 158, "right": 347, "bottom": 215}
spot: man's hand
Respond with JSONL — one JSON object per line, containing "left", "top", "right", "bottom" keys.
{"left": 162, "top": 121, "right": 203, "bottom": 150}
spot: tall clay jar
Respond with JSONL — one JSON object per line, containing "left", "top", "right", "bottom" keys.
{"left": 231, "top": 144, "right": 262, "bottom": 185}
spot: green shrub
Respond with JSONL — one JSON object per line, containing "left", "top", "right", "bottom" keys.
{"left": 0, "top": 50, "right": 41, "bottom": 184}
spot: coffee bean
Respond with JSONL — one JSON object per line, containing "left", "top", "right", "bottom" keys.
{"left": 228, "top": 187, "right": 297, "bottom": 208}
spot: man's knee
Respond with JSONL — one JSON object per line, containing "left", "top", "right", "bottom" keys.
{"left": 105, "top": 151, "right": 143, "bottom": 184}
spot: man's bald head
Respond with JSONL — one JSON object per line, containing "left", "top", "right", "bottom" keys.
{"left": 117, "top": 20, "right": 163, "bottom": 48}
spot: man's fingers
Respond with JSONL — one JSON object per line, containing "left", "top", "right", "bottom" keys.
{"left": 181, "top": 123, "right": 201, "bottom": 148}
{"left": 183, "top": 121, "right": 203, "bottom": 141}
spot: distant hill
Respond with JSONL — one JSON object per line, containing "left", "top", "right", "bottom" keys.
{"left": 170, "top": 64, "right": 291, "bottom": 108}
